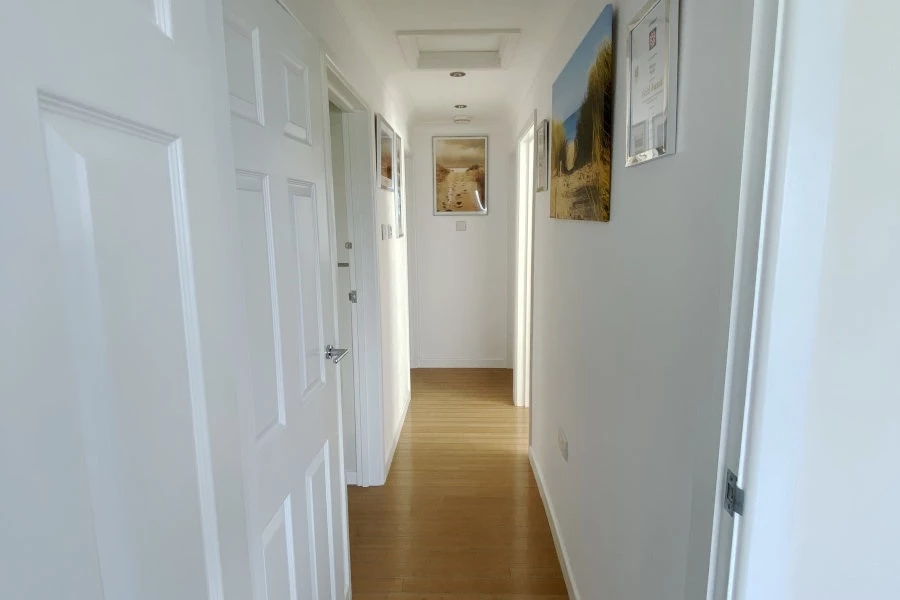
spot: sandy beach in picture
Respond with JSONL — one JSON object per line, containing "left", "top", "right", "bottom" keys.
{"left": 434, "top": 137, "right": 487, "bottom": 214}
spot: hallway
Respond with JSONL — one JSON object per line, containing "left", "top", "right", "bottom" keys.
{"left": 348, "top": 369, "right": 567, "bottom": 599}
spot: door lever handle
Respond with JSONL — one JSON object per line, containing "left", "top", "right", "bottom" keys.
{"left": 325, "top": 345, "right": 351, "bottom": 364}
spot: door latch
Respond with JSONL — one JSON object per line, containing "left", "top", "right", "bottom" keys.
{"left": 325, "top": 345, "right": 351, "bottom": 364}
{"left": 348, "top": 290, "right": 358, "bottom": 303}
{"left": 724, "top": 469, "right": 745, "bottom": 517}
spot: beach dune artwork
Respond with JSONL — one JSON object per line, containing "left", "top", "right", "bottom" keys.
{"left": 433, "top": 136, "right": 488, "bottom": 215}
{"left": 551, "top": 4, "right": 615, "bottom": 221}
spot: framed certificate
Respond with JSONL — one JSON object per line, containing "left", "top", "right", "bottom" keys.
{"left": 625, "top": 0, "right": 679, "bottom": 166}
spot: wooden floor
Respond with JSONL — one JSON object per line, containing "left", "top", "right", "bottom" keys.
{"left": 348, "top": 369, "right": 568, "bottom": 599}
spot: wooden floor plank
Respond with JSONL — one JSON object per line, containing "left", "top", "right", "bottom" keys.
{"left": 348, "top": 369, "right": 567, "bottom": 599}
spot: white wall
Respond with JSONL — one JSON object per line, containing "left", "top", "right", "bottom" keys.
{"left": 285, "top": 0, "right": 411, "bottom": 483}
{"left": 408, "top": 120, "right": 513, "bottom": 369}
{"left": 735, "top": 1, "right": 900, "bottom": 598}
{"left": 515, "top": 0, "right": 754, "bottom": 598}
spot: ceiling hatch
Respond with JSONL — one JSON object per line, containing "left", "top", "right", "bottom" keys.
{"left": 397, "top": 29, "right": 521, "bottom": 70}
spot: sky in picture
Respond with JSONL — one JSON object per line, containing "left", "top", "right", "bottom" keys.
{"left": 552, "top": 4, "right": 614, "bottom": 125}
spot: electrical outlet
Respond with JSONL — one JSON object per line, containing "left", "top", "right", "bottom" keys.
{"left": 558, "top": 428, "right": 569, "bottom": 462}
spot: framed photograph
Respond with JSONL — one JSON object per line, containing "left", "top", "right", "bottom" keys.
{"left": 625, "top": 0, "right": 679, "bottom": 166}
{"left": 376, "top": 114, "right": 395, "bottom": 190}
{"left": 550, "top": 4, "right": 615, "bottom": 221}
{"left": 535, "top": 119, "right": 549, "bottom": 193}
{"left": 433, "top": 136, "right": 488, "bottom": 215}
{"left": 394, "top": 132, "right": 405, "bottom": 238}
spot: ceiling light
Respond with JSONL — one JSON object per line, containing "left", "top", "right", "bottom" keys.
{"left": 454, "top": 104, "right": 468, "bottom": 109}
{"left": 450, "top": 71, "right": 466, "bottom": 78}
{"left": 453, "top": 115, "right": 472, "bottom": 125}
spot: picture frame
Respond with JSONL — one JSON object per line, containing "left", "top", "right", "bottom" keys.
{"left": 535, "top": 118, "right": 549, "bottom": 193}
{"left": 376, "top": 114, "right": 395, "bottom": 190}
{"left": 625, "top": 0, "right": 679, "bottom": 166}
{"left": 394, "top": 132, "right": 405, "bottom": 238}
{"left": 432, "top": 136, "right": 488, "bottom": 216}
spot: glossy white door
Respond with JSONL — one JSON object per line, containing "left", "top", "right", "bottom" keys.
{"left": 222, "top": 0, "right": 349, "bottom": 598}
{"left": 0, "top": 1, "right": 251, "bottom": 599}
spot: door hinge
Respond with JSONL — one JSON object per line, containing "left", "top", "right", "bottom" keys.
{"left": 348, "top": 290, "right": 358, "bottom": 303}
{"left": 725, "top": 469, "right": 745, "bottom": 517}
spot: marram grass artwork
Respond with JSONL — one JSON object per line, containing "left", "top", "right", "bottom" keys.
{"left": 551, "top": 4, "right": 615, "bottom": 222}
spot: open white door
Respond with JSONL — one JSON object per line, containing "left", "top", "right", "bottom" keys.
{"left": 222, "top": 0, "right": 349, "bottom": 597}
{"left": 0, "top": 1, "right": 251, "bottom": 598}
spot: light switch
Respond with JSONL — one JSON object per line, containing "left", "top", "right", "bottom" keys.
{"left": 456, "top": 220, "right": 467, "bottom": 232}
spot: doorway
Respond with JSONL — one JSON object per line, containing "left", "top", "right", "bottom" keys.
{"left": 325, "top": 62, "right": 381, "bottom": 488}
{"left": 514, "top": 122, "right": 536, "bottom": 409}
{"left": 328, "top": 102, "right": 361, "bottom": 485}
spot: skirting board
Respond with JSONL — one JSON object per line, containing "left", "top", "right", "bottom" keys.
{"left": 529, "top": 449, "right": 581, "bottom": 600}
{"left": 345, "top": 472, "right": 358, "bottom": 486}
{"left": 416, "top": 359, "right": 510, "bottom": 369}
{"left": 383, "top": 390, "right": 412, "bottom": 482}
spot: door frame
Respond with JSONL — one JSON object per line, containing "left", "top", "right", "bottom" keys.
{"left": 513, "top": 114, "right": 537, "bottom": 409}
{"left": 706, "top": 0, "right": 782, "bottom": 597}
{"left": 322, "top": 56, "right": 385, "bottom": 488}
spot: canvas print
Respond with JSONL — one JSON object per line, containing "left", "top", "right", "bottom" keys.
{"left": 536, "top": 119, "right": 549, "bottom": 193}
{"left": 433, "top": 136, "right": 488, "bottom": 215}
{"left": 377, "top": 115, "right": 395, "bottom": 191}
{"left": 395, "top": 133, "right": 405, "bottom": 238}
{"left": 551, "top": 4, "right": 615, "bottom": 221}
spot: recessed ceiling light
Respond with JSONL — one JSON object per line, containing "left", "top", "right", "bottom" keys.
{"left": 450, "top": 71, "right": 466, "bottom": 78}
{"left": 454, "top": 104, "right": 468, "bottom": 109}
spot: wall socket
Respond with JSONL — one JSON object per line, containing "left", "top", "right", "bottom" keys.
{"left": 558, "top": 427, "right": 569, "bottom": 462}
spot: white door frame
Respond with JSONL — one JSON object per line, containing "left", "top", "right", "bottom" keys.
{"left": 707, "top": 0, "right": 782, "bottom": 597}
{"left": 322, "top": 57, "right": 385, "bottom": 488}
{"left": 514, "top": 114, "right": 537, "bottom": 409}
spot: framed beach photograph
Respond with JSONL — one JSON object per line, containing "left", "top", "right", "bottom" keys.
{"left": 395, "top": 132, "right": 405, "bottom": 238}
{"left": 535, "top": 118, "right": 550, "bottom": 193}
{"left": 551, "top": 4, "right": 615, "bottom": 221}
{"left": 625, "top": 0, "right": 679, "bottom": 166}
{"left": 376, "top": 114, "right": 395, "bottom": 191}
{"left": 433, "top": 136, "right": 488, "bottom": 215}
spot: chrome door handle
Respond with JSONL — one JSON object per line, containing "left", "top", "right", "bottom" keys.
{"left": 325, "top": 345, "right": 351, "bottom": 364}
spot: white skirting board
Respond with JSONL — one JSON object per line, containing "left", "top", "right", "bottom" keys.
{"left": 415, "top": 359, "right": 510, "bottom": 369}
{"left": 383, "top": 390, "right": 411, "bottom": 481}
{"left": 529, "top": 449, "right": 581, "bottom": 600}
{"left": 345, "top": 472, "right": 357, "bottom": 486}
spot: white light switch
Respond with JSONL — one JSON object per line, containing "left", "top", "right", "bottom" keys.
{"left": 456, "top": 220, "right": 467, "bottom": 232}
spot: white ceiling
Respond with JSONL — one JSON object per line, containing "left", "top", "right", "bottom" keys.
{"left": 333, "top": 0, "right": 575, "bottom": 123}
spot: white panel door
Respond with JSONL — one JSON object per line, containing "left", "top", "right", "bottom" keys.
{"left": 222, "top": 0, "right": 349, "bottom": 598}
{"left": 0, "top": 1, "right": 252, "bottom": 599}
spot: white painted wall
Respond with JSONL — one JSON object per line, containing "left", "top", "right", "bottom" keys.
{"left": 285, "top": 0, "right": 411, "bottom": 483}
{"left": 734, "top": 1, "right": 900, "bottom": 598}
{"left": 408, "top": 120, "right": 513, "bottom": 369}
{"left": 515, "top": 0, "right": 754, "bottom": 598}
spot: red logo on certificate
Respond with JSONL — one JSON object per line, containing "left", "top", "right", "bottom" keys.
{"left": 649, "top": 27, "right": 657, "bottom": 50}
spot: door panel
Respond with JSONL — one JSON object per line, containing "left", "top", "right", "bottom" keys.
{"left": 287, "top": 180, "right": 326, "bottom": 400}
{"left": 223, "top": 0, "right": 347, "bottom": 598}
{"left": 1, "top": 1, "right": 249, "bottom": 599}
